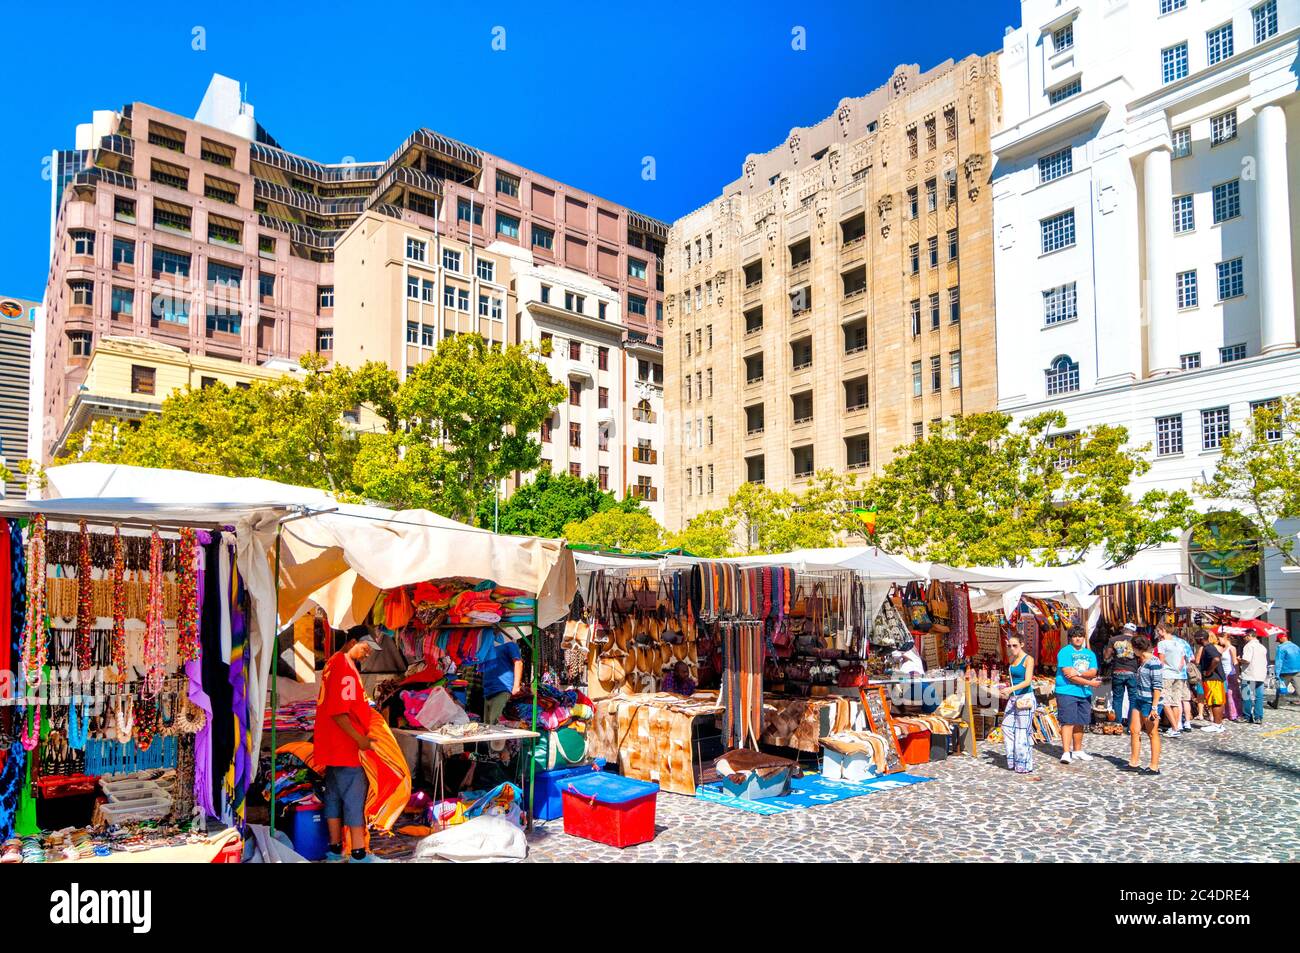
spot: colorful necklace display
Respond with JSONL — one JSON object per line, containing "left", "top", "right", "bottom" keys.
{"left": 110, "top": 527, "right": 127, "bottom": 674}
{"left": 66, "top": 695, "right": 92, "bottom": 751}
{"left": 75, "top": 520, "right": 95, "bottom": 673}
{"left": 23, "top": 515, "right": 47, "bottom": 686}
{"left": 134, "top": 694, "right": 159, "bottom": 751}
{"left": 142, "top": 530, "right": 165, "bottom": 697}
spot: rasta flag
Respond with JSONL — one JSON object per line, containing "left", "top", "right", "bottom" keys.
{"left": 854, "top": 506, "right": 877, "bottom": 535}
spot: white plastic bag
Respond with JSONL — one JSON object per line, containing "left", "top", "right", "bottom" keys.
{"left": 416, "top": 686, "right": 470, "bottom": 730}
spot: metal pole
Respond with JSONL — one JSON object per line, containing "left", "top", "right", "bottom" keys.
{"left": 526, "top": 609, "right": 540, "bottom": 832}
{"left": 269, "top": 524, "right": 282, "bottom": 844}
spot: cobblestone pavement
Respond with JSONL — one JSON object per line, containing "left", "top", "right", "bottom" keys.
{"left": 520, "top": 707, "right": 1300, "bottom": 863}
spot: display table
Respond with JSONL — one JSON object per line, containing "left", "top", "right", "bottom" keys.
{"left": 589, "top": 692, "right": 725, "bottom": 795}
{"left": 413, "top": 726, "right": 540, "bottom": 809}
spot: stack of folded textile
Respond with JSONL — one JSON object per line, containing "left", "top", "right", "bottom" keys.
{"left": 262, "top": 700, "right": 317, "bottom": 733}
{"left": 448, "top": 589, "right": 503, "bottom": 625}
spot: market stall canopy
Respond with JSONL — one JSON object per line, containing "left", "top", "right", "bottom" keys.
{"left": 573, "top": 551, "right": 670, "bottom": 572}
{"left": 1170, "top": 584, "right": 1270, "bottom": 619}
{"left": 663, "top": 547, "right": 925, "bottom": 579}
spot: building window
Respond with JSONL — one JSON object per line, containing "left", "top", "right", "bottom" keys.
{"left": 418, "top": 280, "right": 433, "bottom": 304}
{"left": 569, "top": 422, "right": 581, "bottom": 448}
{"left": 496, "top": 213, "right": 520, "bottom": 239}
{"left": 910, "top": 300, "right": 921, "bottom": 337}
{"left": 569, "top": 380, "right": 582, "bottom": 407}
{"left": 130, "top": 364, "right": 155, "bottom": 396}
{"left": 72, "top": 230, "right": 95, "bottom": 256}
{"left": 540, "top": 285, "right": 551, "bottom": 305}
{"left": 318, "top": 285, "right": 334, "bottom": 310}
{"left": 906, "top": 187, "right": 919, "bottom": 220}
{"left": 258, "top": 273, "right": 275, "bottom": 299}
{"left": 1207, "top": 22, "right": 1234, "bottom": 65}
{"left": 406, "top": 238, "right": 427, "bottom": 262}
{"left": 1156, "top": 415, "right": 1184, "bottom": 456}
{"left": 1041, "top": 210, "right": 1076, "bottom": 254}
{"left": 1250, "top": 398, "right": 1283, "bottom": 442}
{"left": 70, "top": 280, "right": 94, "bottom": 307}
{"left": 950, "top": 351, "right": 962, "bottom": 389}
{"left": 598, "top": 426, "right": 609, "bottom": 452}
{"left": 1038, "top": 147, "right": 1072, "bottom": 183}
{"left": 411, "top": 277, "right": 423, "bottom": 301}
{"left": 929, "top": 293, "right": 940, "bottom": 331}
{"left": 627, "top": 294, "right": 647, "bottom": 317}
{"left": 598, "top": 466, "right": 609, "bottom": 491}
{"left": 69, "top": 331, "right": 92, "bottom": 357}
{"left": 112, "top": 238, "right": 134, "bottom": 266}
{"left": 532, "top": 225, "right": 554, "bottom": 250}
{"left": 1219, "top": 343, "right": 1247, "bottom": 363}
{"left": 1043, "top": 282, "right": 1078, "bottom": 326}
{"left": 1216, "top": 258, "right": 1244, "bottom": 299}
{"left": 457, "top": 199, "right": 483, "bottom": 226}
{"left": 597, "top": 346, "right": 609, "bottom": 371}
{"left": 1254, "top": 1, "right": 1279, "bottom": 44}
{"left": 925, "top": 117, "right": 937, "bottom": 151}
{"left": 564, "top": 292, "right": 585, "bottom": 314}
{"left": 597, "top": 386, "right": 609, "bottom": 410}
{"left": 569, "top": 339, "right": 582, "bottom": 362}
{"left": 628, "top": 258, "right": 647, "bottom": 280}
{"left": 406, "top": 322, "right": 419, "bottom": 344}
{"left": 152, "top": 294, "right": 188, "bottom": 324}
{"left": 111, "top": 286, "right": 134, "bottom": 318}
{"left": 930, "top": 355, "right": 942, "bottom": 392}
{"left": 913, "top": 422, "right": 924, "bottom": 443}
{"left": 495, "top": 172, "right": 519, "bottom": 197}
{"left": 925, "top": 179, "right": 937, "bottom": 213}
{"left": 949, "top": 287, "right": 961, "bottom": 324}
{"left": 928, "top": 236, "right": 939, "bottom": 268}
{"left": 912, "top": 361, "right": 922, "bottom": 397}
{"left": 1210, "top": 110, "right": 1237, "bottom": 146}
{"left": 1053, "top": 22, "right": 1074, "bottom": 52}
{"left": 114, "top": 196, "right": 136, "bottom": 223}
{"left": 313, "top": 328, "right": 333, "bottom": 352}
{"left": 1172, "top": 127, "right": 1192, "bottom": 159}
{"left": 570, "top": 463, "right": 582, "bottom": 479}
{"left": 153, "top": 248, "right": 190, "bottom": 277}
{"left": 1201, "top": 407, "right": 1231, "bottom": 450}
{"left": 907, "top": 126, "right": 918, "bottom": 160}
{"left": 945, "top": 170, "right": 957, "bottom": 205}
{"left": 909, "top": 244, "right": 920, "bottom": 274}
{"left": 944, "top": 107, "right": 957, "bottom": 142}
{"left": 1180, "top": 353, "right": 1201, "bottom": 370}
{"left": 1162, "top": 43, "right": 1189, "bottom": 84}
{"left": 457, "top": 287, "right": 470, "bottom": 311}
{"left": 442, "top": 249, "right": 462, "bottom": 272}
{"left": 1172, "top": 194, "right": 1195, "bottom": 233}
{"left": 1176, "top": 270, "right": 1199, "bottom": 309}
{"left": 947, "top": 229, "right": 958, "bottom": 261}
{"left": 1045, "top": 355, "right": 1080, "bottom": 395}
{"left": 541, "top": 417, "right": 553, "bottom": 443}
{"left": 476, "top": 259, "right": 495, "bottom": 282}
{"left": 1048, "top": 78, "right": 1082, "bottom": 104}
{"left": 1160, "top": 0, "right": 1186, "bottom": 13}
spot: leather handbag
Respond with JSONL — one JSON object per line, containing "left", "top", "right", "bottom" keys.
{"left": 927, "top": 581, "right": 949, "bottom": 620}
{"left": 789, "top": 586, "right": 809, "bottom": 618}
{"left": 634, "top": 577, "right": 658, "bottom": 613}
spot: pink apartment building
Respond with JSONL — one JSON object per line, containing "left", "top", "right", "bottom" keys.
{"left": 41, "top": 74, "right": 667, "bottom": 462}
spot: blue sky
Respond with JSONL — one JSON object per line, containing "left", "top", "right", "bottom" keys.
{"left": 1, "top": 0, "right": 1020, "bottom": 300}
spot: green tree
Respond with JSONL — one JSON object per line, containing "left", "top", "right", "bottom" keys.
{"left": 348, "top": 334, "right": 566, "bottom": 520}
{"left": 663, "top": 509, "right": 734, "bottom": 557}
{"left": 563, "top": 510, "right": 664, "bottom": 552}
{"left": 863, "top": 411, "right": 1194, "bottom": 567}
{"left": 723, "top": 471, "right": 864, "bottom": 554}
{"left": 1192, "top": 395, "right": 1300, "bottom": 571}
{"left": 481, "top": 469, "right": 636, "bottom": 537}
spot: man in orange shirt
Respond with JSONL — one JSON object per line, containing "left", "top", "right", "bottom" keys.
{"left": 316, "top": 626, "right": 386, "bottom": 863}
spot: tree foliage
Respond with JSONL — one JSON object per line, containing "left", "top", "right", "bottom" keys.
{"left": 1193, "top": 395, "right": 1300, "bottom": 571}
{"left": 663, "top": 510, "right": 735, "bottom": 558}
{"left": 481, "top": 469, "right": 639, "bottom": 537}
{"left": 563, "top": 510, "right": 665, "bottom": 552}
{"left": 863, "top": 412, "right": 1194, "bottom": 567}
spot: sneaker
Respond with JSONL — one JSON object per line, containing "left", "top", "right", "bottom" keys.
{"left": 349, "top": 852, "right": 390, "bottom": 864}
{"left": 1073, "top": 750, "right": 1094, "bottom": 762}
{"left": 1201, "top": 724, "right": 1224, "bottom": 733}
{"left": 1162, "top": 728, "right": 1180, "bottom": 737}
{"left": 324, "top": 850, "right": 346, "bottom": 864}
{"left": 1060, "top": 751, "right": 1072, "bottom": 764}
{"left": 1141, "top": 767, "right": 1162, "bottom": 776}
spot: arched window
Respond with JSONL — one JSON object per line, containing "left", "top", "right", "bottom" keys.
{"left": 1045, "top": 355, "right": 1080, "bottom": 396}
{"left": 634, "top": 399, "right": 654, "bottom": 423}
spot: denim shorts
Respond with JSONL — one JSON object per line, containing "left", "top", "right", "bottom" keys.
{"left": 1057, "top": 693, "right": 1093, "bottom": 726}
{"left": 323, "top": 765, "right": 367, "bottom": 827}
{"left": 1132, "top": 698, "right": 1159, "bottom": 721}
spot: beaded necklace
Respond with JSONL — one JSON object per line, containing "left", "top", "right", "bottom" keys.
{"left": 110, "top": 527, "right": 127, "bottom": 675}
{"left": 23, "top": 515, "right": 47, "bottom": 686}
{"left": 66, "top": 695, "right": 92, "bottom": 751}
{"left": 176, "top": 527, "right": 199, "bottom": 663}
{"left": 75, "top": 520, "right": 95, "bottom": 672}
{"left": 142, "top": 530, "right": 165, "bottom": 698}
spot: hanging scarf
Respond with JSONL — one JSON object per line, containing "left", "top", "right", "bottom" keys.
{"left": 0, "top": 520, "right": 11, "bottom": 699}
{"left": 110, "top": 528, "right": 126, "bottom": 675}
{"left": 23, "top": 514, "right": 47, "bottom": 686}
{"left": 142, "top": 530, "right": 166, "bottom": 697}
{"left": 224, "top": 555, "right": 251, "bottom": 828}
{"left": 0, "top": 739, "right": 25, "bottom": 841}
{"left": 199, "top": 533, "right": 234, "bottom": 817}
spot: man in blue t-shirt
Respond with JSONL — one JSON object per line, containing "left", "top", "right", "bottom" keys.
{"left": 1274, "top": 633, "right": 1300, "bottom": 709}
{"left": 480, "top": 632, "right": 523, "bottom": 724}
{"left": 1055, "top": 627, "right": 1100, "bottom": 765}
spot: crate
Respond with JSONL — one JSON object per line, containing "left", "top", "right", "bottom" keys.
{"left": 562, "top": 773, "right": 658, "bottom": 849}
{"left": 898, "top": 728, "right": 931, "bottom": 766}
{"left": 532, "top": 763, "right": 605, "bottom": 821}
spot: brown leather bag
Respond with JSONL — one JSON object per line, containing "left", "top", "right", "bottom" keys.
{"left": 789, "top": 586, "right": 809, "bottom": 617}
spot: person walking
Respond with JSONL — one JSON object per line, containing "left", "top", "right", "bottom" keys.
{"left": 1273, "top": 633, "right": 1300, "bottom": 709}
{"left": 1105, "top": 622, "right": 1140, "bottom": 726}
{"left": 1155, "top": 623, "right": 1189, "bottom": 736}
{"left": 1239, "top": 629, "right": 1268, "bottom": 725}
{"left": 1125, "top": 635, "right": 1163, "bottom": 775}
{"left": 1220, "top": 632, "right": 1243, "bottom": 722}
{"left": 1055, "top": 627, "right": 1100, "bottom": 764}
{"left": 1180, "top": 629, "right": 1200, "bottom": 726}
{"left": 999, "top": 634, "right": 1037, "bottom": 774}
{"left": 1194, "top": 631, "right": 1226, "bottom": 731}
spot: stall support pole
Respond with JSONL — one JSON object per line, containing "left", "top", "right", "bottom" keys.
{"left": 526, "top": 607, "right": 539, "bottom": 832}
{"left": 269, "top": 525, "right": 283, "bottom": 842}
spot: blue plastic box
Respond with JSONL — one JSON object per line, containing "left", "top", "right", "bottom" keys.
{"left": 719, "top": 767, "right": 792, "bottom": 801}
{"left": 532, "top": 763, "right": 606, "bottom": 821}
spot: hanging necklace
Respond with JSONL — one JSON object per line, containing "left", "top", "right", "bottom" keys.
{"left": 134, "top": 694, "right": 159, "bottom": 751}
{"left": 19, "top": 706, "right": 41, "bottom": 751}
{"left": 66, "top": 696, "right": 92, "bottom": 751}
{"left": 112, "top": 694, "right": 134, "bottom": 743}
{"left": 23, "top": 515, "right": 48, "bottom": 686}
{"left": 75, "top": 519, "right": 95, "bottom": 672}
{"left": 176, "top": 527, "right": 199, "bottom": 663}
{"left": 142, "top": 530, "right": 165, "bottom": 698}
{"left": 110, "top": 527, "right": 127, "bottom": 674}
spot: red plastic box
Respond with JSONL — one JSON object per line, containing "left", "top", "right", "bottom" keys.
{"left": 561, "top": 773, "right": 659, "bottom": 848}
{"left": 898, "top": 727, "right": 931, "bottom": 766}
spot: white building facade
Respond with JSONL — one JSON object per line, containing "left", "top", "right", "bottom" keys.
{"left": 993, "top": 0, "right": 1300, "bottom": 628}
{"left": 495, "top": 243, "right": 665, "bottom": 526}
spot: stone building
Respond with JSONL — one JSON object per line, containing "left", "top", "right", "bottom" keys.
{"left": 665, "top": 56, "right": 1002, "bottom": 530}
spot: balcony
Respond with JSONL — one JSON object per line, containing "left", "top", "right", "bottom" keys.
{"left": 633, "top": 447, "right": 658, "bottom": 465}
{"left": 847, "top": 461, "right": 870, "bottom": 472}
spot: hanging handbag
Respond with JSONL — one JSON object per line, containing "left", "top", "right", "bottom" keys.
{"left": 927, "top": 581, "right": 949, "bottom": 620}
{"left": 612, "top": 580, "right": 635, "bottom": 615}
{"left": 789, "top": 586, "right": 809, "bottom": 618}
{"left": 907, "top": 602, "right": 933, "bottom": 632}
{"left": 634, "top": 577, "right": 658, "bottom": 613}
